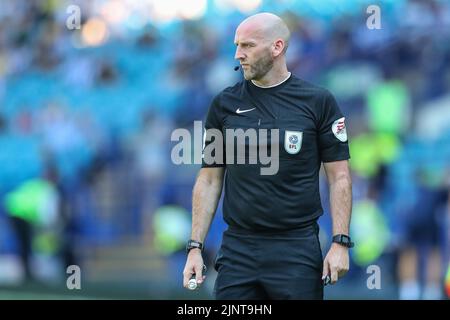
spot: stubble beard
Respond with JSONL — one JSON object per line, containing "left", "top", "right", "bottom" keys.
{"left": 243, "top": 50, "right": 274, "bottom": 81}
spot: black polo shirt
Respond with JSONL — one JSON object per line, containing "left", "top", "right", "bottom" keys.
{"left": 202, "top": 74, "right": 350, "bottom": 232}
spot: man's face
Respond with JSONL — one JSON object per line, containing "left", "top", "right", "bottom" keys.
{"left": 234, "top": 27, "right": 274, "bottom": 81}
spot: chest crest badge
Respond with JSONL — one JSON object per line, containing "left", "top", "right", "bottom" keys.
{"left": 284, "top": 131, "right": 303, "bottom": 154}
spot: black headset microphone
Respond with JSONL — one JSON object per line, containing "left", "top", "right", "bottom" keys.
{"left": 234, "top": 65, "right": 240, "bottom": 71}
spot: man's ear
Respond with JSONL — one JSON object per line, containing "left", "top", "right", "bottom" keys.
{"left": 272, "top": 39, "right": 285, "bottom": 57}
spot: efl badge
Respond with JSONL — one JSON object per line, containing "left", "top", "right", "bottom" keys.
{"left": 332, "top": 117, "right": 347, "bottom": 142}
{"left": 284, "top": 131, "right": 303, "bottom": 154}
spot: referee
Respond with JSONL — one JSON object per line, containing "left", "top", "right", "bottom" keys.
{"left": 183, "top": 12, "right": 353, "bottom": 300}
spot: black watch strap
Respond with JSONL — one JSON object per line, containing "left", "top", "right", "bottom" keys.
{"left": 186, "top": 240, "right": 203, "bottom": 253}
{"left": 332, "top": 234, "right": 354, "bottom": 248}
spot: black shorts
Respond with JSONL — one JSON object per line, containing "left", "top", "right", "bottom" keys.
{"left": 213, "top": 222, "right": 324, "bottom": 300}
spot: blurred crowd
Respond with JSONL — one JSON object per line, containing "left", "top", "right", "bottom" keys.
{"left": 0, "top": 0, "right": 449, "bottom": 299}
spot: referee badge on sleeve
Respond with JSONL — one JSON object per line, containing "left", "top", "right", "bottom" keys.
{"left": 284, "top": 131, "right": 303, "bottom": 154}
{"left": 332, "top": 117, "right": 347, "bottom": 142}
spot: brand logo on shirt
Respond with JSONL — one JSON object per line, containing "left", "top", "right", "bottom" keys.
{"left": 236, "top": 107, "right": 256, "bottom": 114}
{"left": 284, "top": 131, "right": 303, "bottom": 154}
{"left": 332, "top": 117, "right": 347, "bottom": 142}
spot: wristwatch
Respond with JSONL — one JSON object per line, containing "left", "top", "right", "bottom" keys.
{"left": 332, "top": 234, "right": 354, "bottom": 248}
{"left": 186, "top": 240, "right": 204, "bottom": 254}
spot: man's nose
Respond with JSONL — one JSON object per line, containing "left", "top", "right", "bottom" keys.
{"left": 234, "top": 47, "right": 245, "bottom": 60}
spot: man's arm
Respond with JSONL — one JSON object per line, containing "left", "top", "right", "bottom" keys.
{"left": 322, "top": 160, "right": 352, "bottom": 284}
{"left": 191, "top": 167, "right": 225, "bottom": 243}
{"left": 324, "top": 160, "right": 352, "bottom": 235}
{"left": 183, "top": 167, "right": 225, "bottom": 288}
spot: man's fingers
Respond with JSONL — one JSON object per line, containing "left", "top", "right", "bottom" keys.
{"left": 183, "top": 252, "right": 205, "bottom": 290}
{"left": 322, "top": 259, "right": 330, "bottom": 280}
{"left": 183, "top": 269, "right": 194, "bottom": 288}
{"left": 330, "top": 266, "right": 338, "bottom": 284}
{"left": 195, "top": 265, "right": 204, "bottom": 284}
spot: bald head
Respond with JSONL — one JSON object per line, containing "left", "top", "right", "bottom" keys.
{"left": 234, "top": 13, "right": 291, "bottom": 82}
{"left": 236, "top": 12, "right": 291, "bottom": 54}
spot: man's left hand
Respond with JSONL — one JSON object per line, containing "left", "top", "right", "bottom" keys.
{"left": 322, "top": 243, "right": 350, "bottom": 285}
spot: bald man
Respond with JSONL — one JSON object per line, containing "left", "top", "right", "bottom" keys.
{"left": 183, "top": 13, "right": 353, "bottom": 299}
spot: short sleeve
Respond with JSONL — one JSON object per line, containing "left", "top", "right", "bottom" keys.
{"left": 202, "top": 94, "right": 226, "bottom": 167}
{"left": 317, "top": 90, "right": 350, "bottom": 162}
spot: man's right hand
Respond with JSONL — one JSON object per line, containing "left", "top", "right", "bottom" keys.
{"left": 183, "top": 249, "right": 206, "bottom": 289}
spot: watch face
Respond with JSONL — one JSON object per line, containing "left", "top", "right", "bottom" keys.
{"left": 186, "top": 240, "right": 203, "bottom": 252}
{"left": 333, "top": 235, "right": 353, "bottom": 247}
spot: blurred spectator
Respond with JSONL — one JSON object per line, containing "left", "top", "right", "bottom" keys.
{"left": 3, "top": 164, "right": 61, "bottom": 283}
{"left": 397, "top": 169, "right": 448, "bottom": 299}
